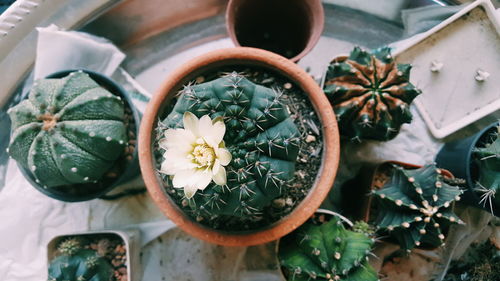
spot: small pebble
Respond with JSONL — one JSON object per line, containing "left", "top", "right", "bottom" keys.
{"left": 284, "top": 82, "right": 292, "bottom": 89}
{"left": 272, "top": 198, "right": 286, "bottom": 208}
{"left": 285, "top": 197, "right": 294, "bottom": 206}
{"left": 195, "top": 76, "right": 205, "bottom": 83}
{"left": 305, "top": 135, "right": 316, "bottom": 143}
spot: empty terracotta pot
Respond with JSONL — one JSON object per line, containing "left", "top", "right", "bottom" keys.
{"left": 226, "top": 0, "right": 324, "bottom": 62}
{"left": 139, "top": 47, "right": 340, "bottom": 246}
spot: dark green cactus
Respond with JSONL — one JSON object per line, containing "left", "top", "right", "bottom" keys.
{"left": 323, "top": 47, "right": 421, "bottom": 142}
{"left": 7, "top": 71, "right": 127, "bottom": 188}
{"left": 473, "top": 126, "right": 500, "bottom": 212}
{"left": 372, "top": 164, "right": 463, "bottom": 250}
{"left": 279, "top": 216, "right": 378, "bottom": 281}
{"left": 48, "top": 239, "right": 113, "bottom": 281}
{"left": 159, "top": 72, "right": 300, "bottom": 224}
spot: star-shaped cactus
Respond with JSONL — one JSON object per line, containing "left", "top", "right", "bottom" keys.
{"left": 373, "top": 164, "right": 463, "bottom": 250}
{"left": 279, "top": 216, "right": 378, "bottom": 281}
{"left": 323, "top": 47, "right": 421, "bottom": 142}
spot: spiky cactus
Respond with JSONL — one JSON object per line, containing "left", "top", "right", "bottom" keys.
{"left": 323, "top": 47, "right": 421, "bottom": 142}
{"left": 372, "top": 164, "right": 463, "bottom": 250}
{"left": 158, "top": 72, "right": 300, "bottom": 224}
{"left": 279, "top": 216, "right": 378, "bottom": 281}
{"left": 48, "top": 239, "right": 113, "bottom": 281}
{"left": 473, "top": 126, "right": 500, "bottom": 212}
{"left": 7, "top": 71, "right": 127, "bottom": 188}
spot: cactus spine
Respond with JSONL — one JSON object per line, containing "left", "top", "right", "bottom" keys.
{"left": 323, "top": 47, "right": 421, "bottom": 142}
{"left": 8, "top": 71, "right": 127, "bottom": 188}
{"left": 279, "top": 216, "right": 378, "bottom": 281}
{"left": 158, "top": 72, "right": 300, "bottom": 225}
{"left": 372, "top": 164, "right": 463, "bottom": 250}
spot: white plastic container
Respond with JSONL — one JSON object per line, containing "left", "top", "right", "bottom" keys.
{"left": 47, "top": 229, "right": 140, "bottom": 281}
{"left": 394, "top": 0, "right": 500, "bottom": 138}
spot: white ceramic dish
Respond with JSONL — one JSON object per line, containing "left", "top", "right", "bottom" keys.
{"left": 394, "top": 0, "right": 500, "bottom": 139}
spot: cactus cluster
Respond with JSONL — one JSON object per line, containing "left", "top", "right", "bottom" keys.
{"left": 279, "top": 216, "right": 378, "bottom": 281}
{"left": 158, "top": 72, "right": 300, "bottom": 225}
{"left": 473, "top": 125, "right": 500, "bottom": 213}
{"left": 372, "top": 164, "right": 463, "bottom": 250}
{"left": 323, "top": 47, "right": 421, "bottom": 142}
{"left": 7, "top": 71, "right": 128, "bottom": 188}
{"left": 48, "top": 238, "right": 113, "bottom": 281}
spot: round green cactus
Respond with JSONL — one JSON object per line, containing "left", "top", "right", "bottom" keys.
{"left": 159, "top": 72, "right": 300, "bottom": 224}
{"left": 473, "top": 126, "right": 500, "bottom": 213}
{"left": 279, "top": 216, "right": 378, "bottom": 281}
{"left": 323, "top": 47, "right": 421, "bottom": 142}
{"left": 48, "top": 247, "right": 113, "bottom": 281}
{"left": 7, "top": 71, "right": 127, "bottom": 188}
{"left": 372, "top": 164, "right": 463, "bottom": 250}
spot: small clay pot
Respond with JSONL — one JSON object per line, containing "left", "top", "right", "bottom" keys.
{"left": 225, "top": 0, "right": 324, "bottom": 62}
{"left": 17, "top": 69, "right": 141, "bottom": 202}
{"left": 436, "top": 122, "right": 499, "bottom": 215}
{"left": 139, "top": 47, "right": 340, "bottom": 246}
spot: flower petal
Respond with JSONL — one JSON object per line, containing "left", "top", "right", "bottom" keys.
{"left": 184, "top": 184, "right": 198, "bottom": 199}
{"left": 172, "top": 169, "right": 196, "bottom": 188}
{"left": 183, "top": 112, "right": 199, "bottom": 136}
{"left": 212, "top": 166, "right": 227, "bottom": 186}
{"left": 162, "top": 128, "right": 195, "bottom": 152}
{"left": 216, "top": 148, "right": 232, "bottom": 166}
{"left": 193, "top": 170, "right": 212, "bottom": 191}
{"left": 212, "top": 159, "right": 221, "bottom": 175}
{"left": 211, "top": 120, "right": 226, "bottom": 145}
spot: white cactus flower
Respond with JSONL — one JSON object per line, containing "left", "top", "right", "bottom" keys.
{"left": 159, "top": 112, "right": 232, "bottom": 199}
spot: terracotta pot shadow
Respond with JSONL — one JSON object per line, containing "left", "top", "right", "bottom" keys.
{"left": 226, "top": 0, "right": 324, "bottom": 62}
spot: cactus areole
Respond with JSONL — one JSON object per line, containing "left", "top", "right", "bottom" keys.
{"left": 7, "top": 71, "right": 128, "bottom": 189}
{"left": 324, "top": 47, "right": 421, "bottom": 142}
{"left": 157, "top": 72, "right": 301, "bottom": 227}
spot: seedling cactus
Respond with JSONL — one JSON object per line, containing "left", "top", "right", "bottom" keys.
{"left": 473, "top": 125, "right": 500, "bottom": 213}
{"left": 48, "top": 238, "right": 113, "bottom": 281}
{"left": 158, "top": 72, "right": 300, "bottom": 225}
{"left": 323, "top": 46, "right": 421, "bottom": 142}
{"left": 7, "top": 71, "right": 127, "bottom": 188}
{"left": 279, "top": 216, "right": 378, "bottom": 281}
{"left": 372, "top": 164, "right": 463, "bottom": 250}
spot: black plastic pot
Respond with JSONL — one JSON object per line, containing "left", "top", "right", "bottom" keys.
{"left": 435, "top": 122, "right": 499, "bottom": 215}
{"left": 17, "top": 69, "right": 141, "bottom": 202}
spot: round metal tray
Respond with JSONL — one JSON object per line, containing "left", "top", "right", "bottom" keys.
{"left": 0, "top": 1, "right": 456, "bottom": 280}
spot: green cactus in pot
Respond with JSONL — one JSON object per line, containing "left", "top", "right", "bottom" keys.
{"left": 7, "top": 71, "right": 128, "bottom": 189}
{"left": 48, "top": 238, "right": 113, "bottom": 281}
{"left": 473, "top": 126, "right": 500, "bottom": 213}
{"left": 372, "top": 164, "right": 463, "bottom": 250}
{"left": 323, "top": 46, "right": 421, "bottom": 142}
{"left": 278, "top": 216, "right": 378, "bottom": 281}
{"left": 157, "top": 72, "right": 300, "bottom": 225}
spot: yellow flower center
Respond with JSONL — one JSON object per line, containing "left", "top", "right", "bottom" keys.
{"left": 190, "top": 139, "right": 215, "bottom": 168}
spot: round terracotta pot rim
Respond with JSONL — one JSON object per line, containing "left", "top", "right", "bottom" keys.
{"left": 225, "top": 0, "right": 325, "bottom": 63}
{"left": 139, "top": 47, "right": 339, "bottom": 246}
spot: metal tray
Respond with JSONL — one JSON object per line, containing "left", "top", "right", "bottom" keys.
{"left": 0, "top": 0, "right": 454, "bottom": 188}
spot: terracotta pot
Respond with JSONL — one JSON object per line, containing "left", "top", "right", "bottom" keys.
{"left": 225, "top": 0, "right": 324, "bottom": 62}
{"left": 139, "top": 47, "right": 339, "bottom": 246}
{"left": 344, "top": 161, "right": 455, "bottom": 250}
